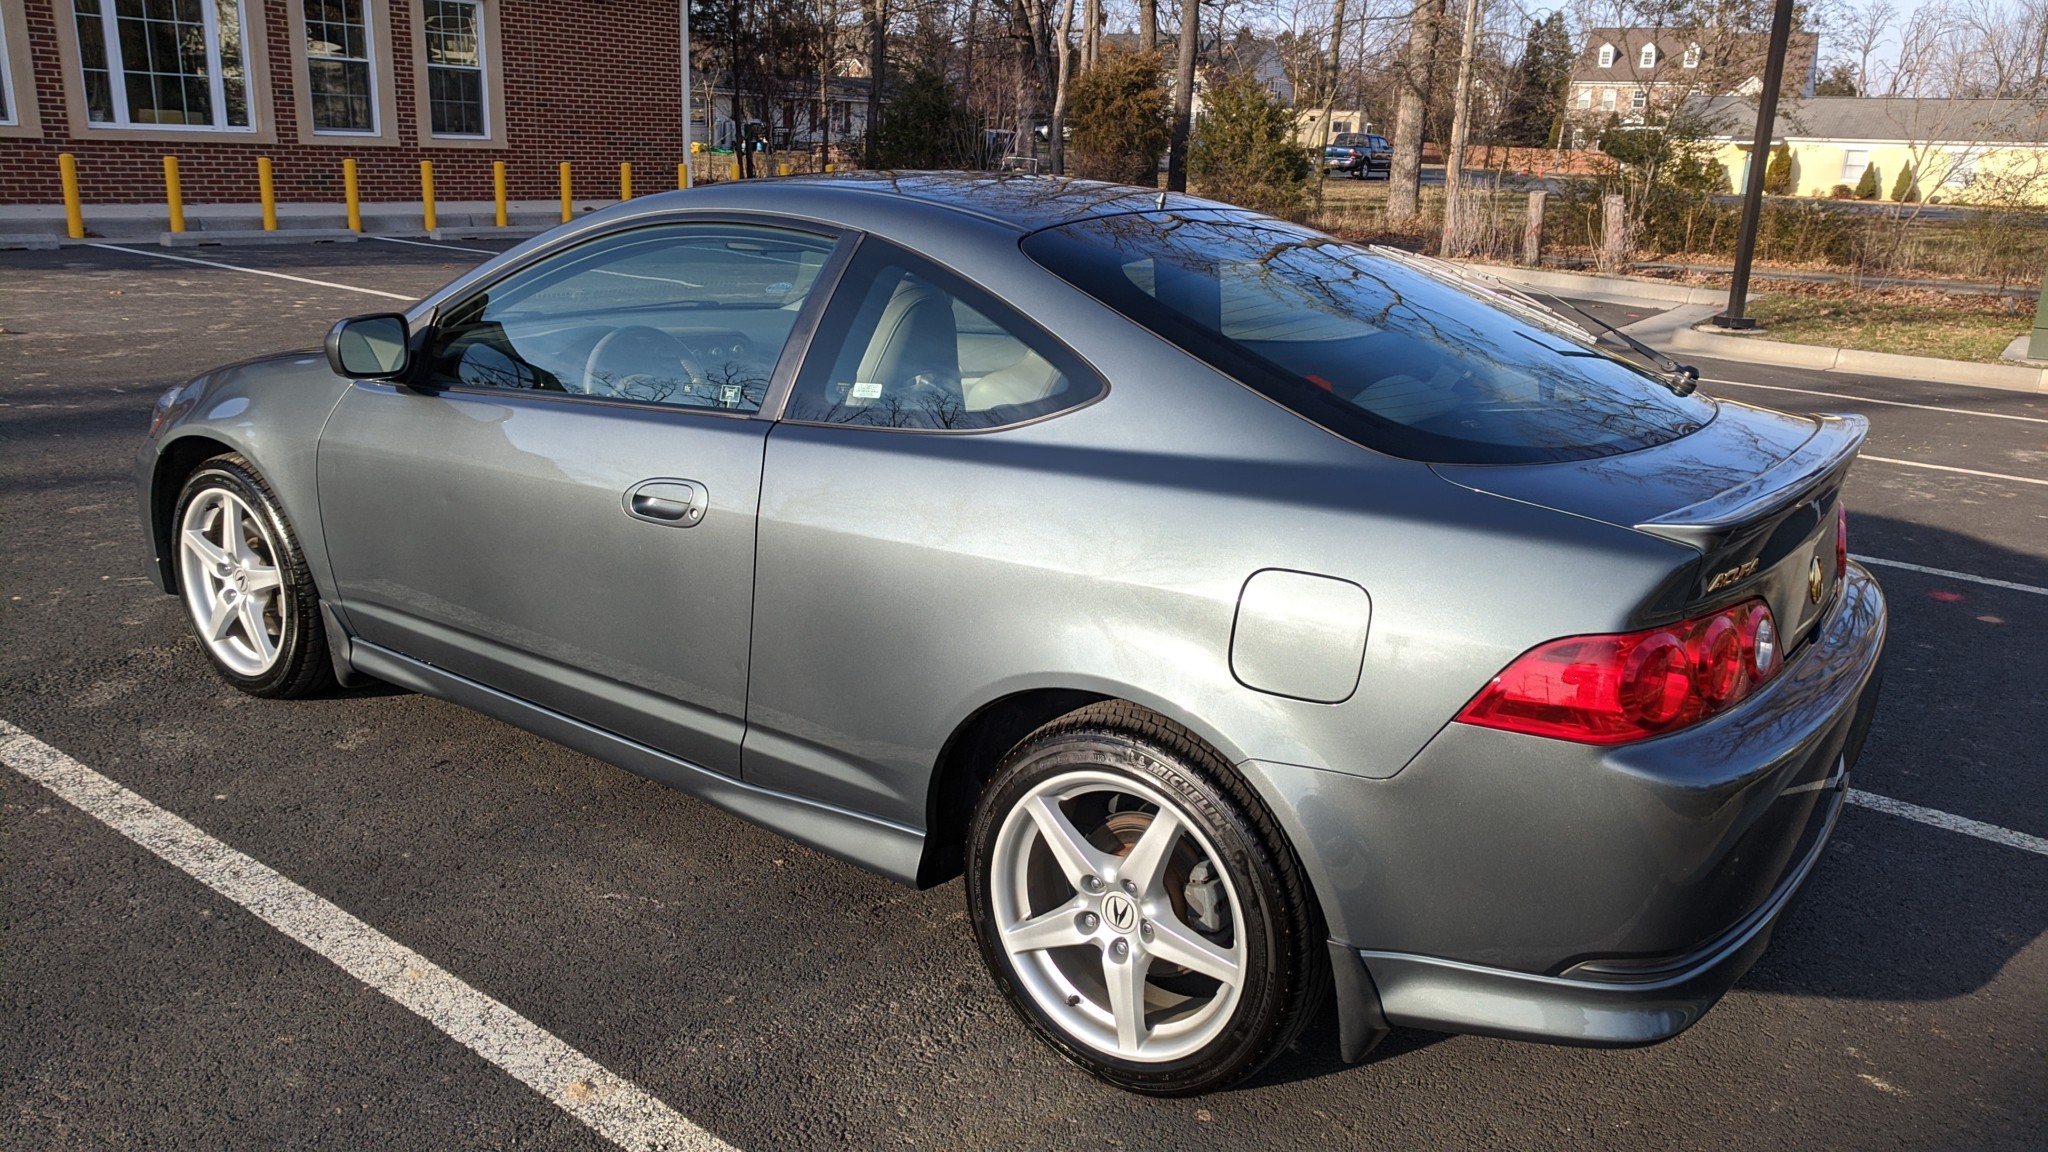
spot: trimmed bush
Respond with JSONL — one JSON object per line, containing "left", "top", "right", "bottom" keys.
{"left": 1891, "top": 164, "right": 1919, "bottom": 203}
{"left": 1764, "top": 142, "right": 1794, "bottom": 194}
{"left": 1854, "top": 163, "right": 1880, "bottom": 199}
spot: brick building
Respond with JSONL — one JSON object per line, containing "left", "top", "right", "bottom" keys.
{"left": 0, "top": 0, "right": 691, "bottom": 206}
{"left": 1563, "top": 26, "right": 1818, "bottom": 147}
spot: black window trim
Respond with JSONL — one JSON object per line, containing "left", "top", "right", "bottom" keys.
{"left": 768, "top": 233, "right": 1111, "bottom": 436}
{"left": 401, "top": 213, "right": 856, "bottom": 422}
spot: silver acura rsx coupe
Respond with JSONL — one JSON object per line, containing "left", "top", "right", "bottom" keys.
{"left": 137, "top": 174, "right": 1886, "bottom": 1095}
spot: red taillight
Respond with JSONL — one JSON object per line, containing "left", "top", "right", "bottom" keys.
{"left": 1836, "top": 502, "right": 1849, "bottom": 583}
{"left": 1455, "top": 599, "right": 1782, "bottom": 745}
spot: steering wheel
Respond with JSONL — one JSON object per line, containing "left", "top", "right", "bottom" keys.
{"left": 581, "top": 325, "right": 705, "bottom": 403}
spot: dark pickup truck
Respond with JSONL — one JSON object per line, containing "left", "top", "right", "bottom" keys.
{"left": 1324, "top": 132, "right": 1392, "bottom": 179}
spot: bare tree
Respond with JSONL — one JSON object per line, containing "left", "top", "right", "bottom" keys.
{"left": 1388, "top": 0, "right": 1446, "bottom": 223}
{"left": 1168, "top": 0, "right": 1201, "bottom": 189}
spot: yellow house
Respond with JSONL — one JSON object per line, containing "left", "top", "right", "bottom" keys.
{"left": 1295, "top": 108, "right": 1376, "bottom": 147}
{"left": 1691, "top": 96, "right": 2048, "bottom": 204}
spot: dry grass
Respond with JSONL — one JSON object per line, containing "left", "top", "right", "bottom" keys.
{"left": 1741, "top": 284, "right": 2030, "bottom": 364}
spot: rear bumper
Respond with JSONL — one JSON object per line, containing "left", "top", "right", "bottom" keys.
{"left": 1355, "top": 776, "right": 1845, "bottom": 1046}
{"left": 1265, "top": 563, "right": 1886, "bottom": 1051}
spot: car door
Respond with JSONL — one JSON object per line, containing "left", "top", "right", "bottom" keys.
{"left": 317, "top": 219, "right": 845, "bottom": 777}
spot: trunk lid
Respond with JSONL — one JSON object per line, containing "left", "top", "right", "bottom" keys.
{"left": 1433, "top": 400, "right": 1867, "bottom": 647}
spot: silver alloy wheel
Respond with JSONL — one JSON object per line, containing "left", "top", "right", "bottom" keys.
{"left": 178, "top": 487, "right": 287, "bottom": 677}
{"left": 989, "top": 769, "right": 1248, "bottom": 1063}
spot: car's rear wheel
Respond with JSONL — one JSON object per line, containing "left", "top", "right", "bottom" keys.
{"left": 171, "top": 455, "right": 332, "bottom": 698}
{"left": 967, "top": 702, "right": 1325, "bottom": 1095}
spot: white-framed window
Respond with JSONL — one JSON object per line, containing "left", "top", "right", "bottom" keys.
{"left": 0, "top": 9, "right": 16, "bottom": 125}
{"left": 1333, "top": 121, "right": 1352, "bottom": 134}
{"left": 1576, "top": 88, "right": 1592, "bottom": 110}
{"left": 71, "top": 0, "right": 254, "bottom": 130}
{"left": 1683, "top": 43, "right": 1701, "bottom": 68}
{"left": 1639, "top": 44, "right": 1657, "bottom": 68}
{"left": 1842, "top": 148, "right": 1870, "bottom": 183}
{"left": 1598, "top": 43, "right": 1615, "bottom": 68}
{"left": 1571, "top": 127, "right": 1586, "bottom": 149}
{"left": 1944, "top": 151, "right": 1977, "bottom": 187}
{"left": 422, "top": 0, "right": 485, "bottom": 137}
{"left": 305, "top": 0, "right": 375, "bottom": 133}
{"left": 1601, "top": 88, "right": 1617, "bottom": 111}
{"left": 1631, "top": 89, "right": 1648, "bottom": 110}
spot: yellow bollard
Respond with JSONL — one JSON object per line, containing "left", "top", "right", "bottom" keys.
{"left": 493, "top": 160, "right": 507, "bottom": 227}
{"left": 777, "top": 161, "right": 790, "bottom": 177}
{"left": 343, "top": 158, "right": 362, "bottom": 232}
{"left": 619, "top": 161, "right": 632, "bottom": 201}
{"left": 677, "top": 161, "right": 690, "bottom": 190}
{"left": 730, "top": 162, "right": 742, "bottom": 181}
{"left": 419, "top": 160, "right": 437, "bottom": 231}
{"left": 59, "top": 153, "right": 84, "bottom": 239}
{"left": 257, "top": 157, "right": 277, "bottom": 231}
{"left": 824, "top": 162, "right": 835, "bottom": 173}
{"left": 559, "top": 161, "right": 572, "bottom": 223}
{"left": 162, "top": 156, "right": 185, "bottom": 233}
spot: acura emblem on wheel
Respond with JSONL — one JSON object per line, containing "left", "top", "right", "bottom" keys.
{"left": 1103, "top": 893, "right": 1138, "bottom": 933}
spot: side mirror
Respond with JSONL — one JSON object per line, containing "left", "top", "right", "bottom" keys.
{"left": 325, "top": 313, "right": 411, "bottom": 379}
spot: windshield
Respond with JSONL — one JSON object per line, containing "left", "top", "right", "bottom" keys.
{"left": 1021, "top": 211, "right": 1715, "bottom": 464}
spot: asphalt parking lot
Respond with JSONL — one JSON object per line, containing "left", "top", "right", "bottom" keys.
{"left": 3, "top": 237, "right": 2043, "bottom": 1151}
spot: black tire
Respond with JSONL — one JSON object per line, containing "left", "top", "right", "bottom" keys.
{"left": 170, "top": 454, "right": 333, "bottom": 698}
{"left": 966, "top": 701, "right": 1327, "bottom": 1095}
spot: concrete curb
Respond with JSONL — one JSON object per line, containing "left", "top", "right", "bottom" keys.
{"left": 1450, "top": 262, "right": 1738, "bottom": 307}
{"left": 1451, "top": 261, "right": 2048, "bottom": 394}
{"left": 162, "top": 228, "right": 358, "bottom": 247}
{"left": 1664, "top": 323, "right": 2048, "bottom": 393}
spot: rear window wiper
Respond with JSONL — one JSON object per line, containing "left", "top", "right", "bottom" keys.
{"left": 1528, "top": 291, "right": 1699, "bottom": 397}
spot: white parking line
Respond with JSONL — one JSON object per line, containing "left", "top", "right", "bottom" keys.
{"left": 1704, "top": 377, "right": 2048, "bottom": 426}
{"left": 1861, "top": 455, "right": 2048, "bottom": 487}
{"left": 1849, "top": 790, "right": 2048, "bottom": 856}
{"left": 0, "top": 720, "right": 734, "bottom": 1152}
{"left": 85, "top": 242, "right": 414, "bottom": 302}
{"left": 1853, "top": 555, "right": 2048, "bottom": 598}
{"left": 366, "top": 234, "right": 502, "bottom": 257}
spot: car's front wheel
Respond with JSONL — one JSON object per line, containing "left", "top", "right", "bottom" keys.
{"left": 967, "top": 703, "right": 1325, "bottom": 1094}
{"left": 171, "top": 454, "right": 332, "bottom": 698}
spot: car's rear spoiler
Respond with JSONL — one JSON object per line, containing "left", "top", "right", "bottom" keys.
{"left": 1633, "top": 413, "right": 1869, "bottom": 551}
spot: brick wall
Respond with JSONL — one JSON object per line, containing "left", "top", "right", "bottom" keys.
{"left": 0, "top": 0, "right": 684, "bottom": 205}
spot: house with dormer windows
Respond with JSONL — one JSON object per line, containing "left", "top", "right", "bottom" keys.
{"left": 1564, "top": 26, "right": 1819, "bottom": 147}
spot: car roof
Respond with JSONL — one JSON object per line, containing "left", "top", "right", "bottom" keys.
{"left": 638, "top": 171, "right": 1237, "bottom": 234}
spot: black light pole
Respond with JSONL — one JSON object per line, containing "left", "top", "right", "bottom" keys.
{"left": 1715, "top": 0, "right": 1797, "bottom": 329}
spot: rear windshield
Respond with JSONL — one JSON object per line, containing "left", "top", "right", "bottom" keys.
{"left": 1021, "top": 212, "right": 1714, "bottom": 464}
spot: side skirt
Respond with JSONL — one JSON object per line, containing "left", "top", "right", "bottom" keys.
{"left": 349, "top": 641, "right": 928, "bottom": 885}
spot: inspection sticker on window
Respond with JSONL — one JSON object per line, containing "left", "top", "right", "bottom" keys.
{"left": 849, "top": 381, "right": 884, "bottom": 400}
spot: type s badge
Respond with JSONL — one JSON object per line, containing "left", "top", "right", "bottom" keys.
{"left": 1706, "top": 558, "right": 1759, "bottom": 593}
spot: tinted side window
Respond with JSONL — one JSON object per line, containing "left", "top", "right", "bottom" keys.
{"left": 422, "top": 223, "right": 835, "bottom": 412}
{"left": 782, "top": 242, "right": 1103, "bottom": 431}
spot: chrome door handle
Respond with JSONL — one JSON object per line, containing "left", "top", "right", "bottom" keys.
{"left": 624, "top": 479, "right": 709, "bottom": 527}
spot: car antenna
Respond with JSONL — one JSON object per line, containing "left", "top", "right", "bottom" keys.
{"left": 1531, "top": 290, "right": 1700, "bottom": 397}
{"left": 1156, "top": 191, "right": 1167, "bottom": 210}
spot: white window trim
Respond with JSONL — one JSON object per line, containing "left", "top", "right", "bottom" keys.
{"left": 1601, "top": 89, "right": 1617, "bottom": 111}
{"left": 424, "top": 0, "right": 489, "bottom": 139}
{"left": 1683, "top": 43, "right": 1701, "bottom": 68}
{"left": 81, "top": 0, "right": 258, "bottom": 132}
{"left": 307, "top": 0, "right": 380, "bottom": 136}
{"left": 1631, "top": 89, "right": 1648, "bottom": 110}
{"left": 1639, "top": 44, "right": 1657, "bottom": 68}
{"left": 1598, "top": 44, "right": 1615, "bottom": 68}
{"left": 1577, "top": 88, "right": 1592, "bottom": 109}
{"left": 0, "top": 12, "right": 16, "bottom": 127}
